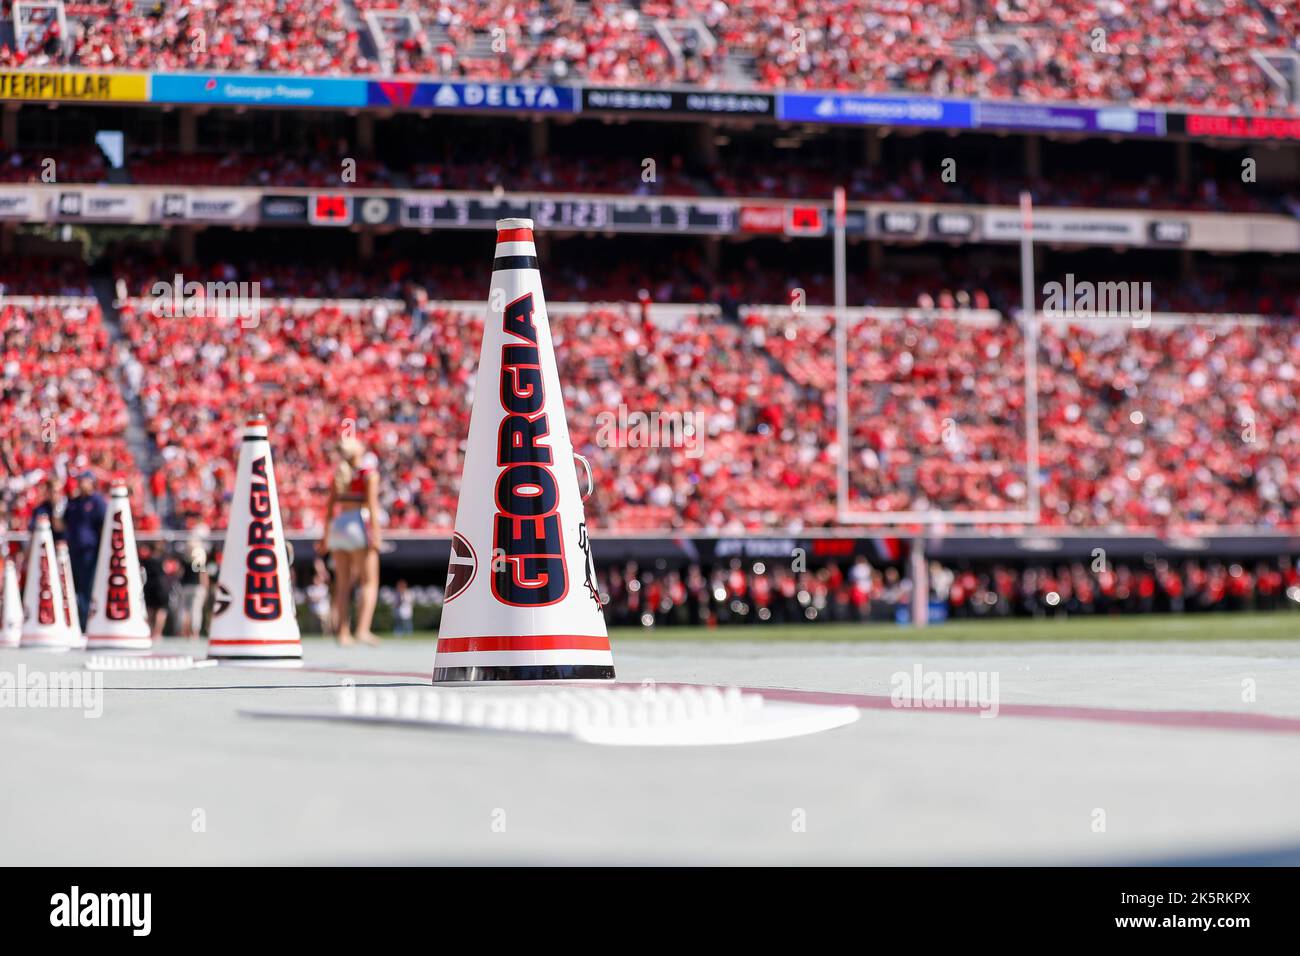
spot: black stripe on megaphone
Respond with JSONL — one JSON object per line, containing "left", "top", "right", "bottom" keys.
{"left": 492, "top": 255, "right": 539, "bottom": 270}
{"left": 433, "top": 664, "right": 615, "bottom": 682}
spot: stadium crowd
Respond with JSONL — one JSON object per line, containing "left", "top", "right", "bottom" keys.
{"left": 762, "top": 308, "right": 1300, "bottom": 528}
{"left": 2, "top": 253, "right": 1298, "bottom": 538}
{"left": 103, "top": 278, "right": 1300, "bottom": 536}
{"left": 0, "top": 0, "right": 1294, "bottom": 112}
{"left": 0, "top": 298, "right": 154, "bottom": 529}
{"left": 594, "top": 554, "right": 1300, "bottom": 627}
{"left": 110, "top": 250, "right": 1299, "bottom": 317}
{"left": 122, "top": 548, "right": 1299, "bottom": 637}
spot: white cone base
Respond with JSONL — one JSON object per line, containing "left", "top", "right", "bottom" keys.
{"left": 246, "top": 685, "right": 861, "bottom": 746}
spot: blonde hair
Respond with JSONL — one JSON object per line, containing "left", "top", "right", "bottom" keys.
{"left": 334, "top": 437, "right": 365, "bottom": 494}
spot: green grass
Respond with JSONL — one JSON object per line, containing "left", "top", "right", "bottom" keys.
{"left": 380, "top": 610, "right": 1299, "bottom": 644}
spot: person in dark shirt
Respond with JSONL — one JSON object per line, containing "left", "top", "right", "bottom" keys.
{"left": 28, "top": 474, "right": 66, "bottom": 541}
{"left": 63, "top": 471, "right": 106, "bottom": 624}
{"left": 139, "top": 542, "right": 175, "bottom": 638}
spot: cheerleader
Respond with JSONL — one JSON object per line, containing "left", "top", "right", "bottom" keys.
{"left": 322, "top": 438, "right": 382, "bottom": 645}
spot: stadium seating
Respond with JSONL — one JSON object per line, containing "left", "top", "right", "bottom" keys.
{"left": 756, "top": 308, "right": 1300, "bottom": 531}
{"left": 112, "top": 293, "right": 839, "bottom": 533}
{"left": 0, "top": 0, "right": 375, "bottom": 74}
{"left": 125, "top": 148, "right": 394, "bottom": 188}
{"left": 3, "top": 251, "right": 1296, "bottom": 536}
{"left": 0, "top": 258, "right": 97, "bottom": 297}
{"left": 124, "top": 151, "right": 1282, "bottom": 214}
{"left": 0, "top": 297, "right": 154, "bottom": 529}
{"left": 0, "top": 147, "right": 107, "bottom": 184}
{"left": 103, "top": 276, "right": 1300, "bottom": 535}
{"left": 115, "top": 296, "right": 474, "bottom": 533}
{"left": 0, "top": 144, "right": 1272, "bottom": 216}
{"left": 553, "top": 303, "right": 838, "bottom": 530}
{"left": 0, "top": 1, "right": 1293, "bottom": 111}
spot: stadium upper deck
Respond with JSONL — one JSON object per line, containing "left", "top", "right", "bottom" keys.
{"left": 0, "top": 0, "right": 1296, "bottom": 113}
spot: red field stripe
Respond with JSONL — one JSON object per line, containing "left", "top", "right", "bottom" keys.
{"left": 270, "top": 666, "right": 1300, "bottom": 736}
{"left": 496, "top": 227, "right": 534, "bottom": 244}
{"left": 436, "top": 635, "right": 610, "bottom": 653}
{"left": 746, "top": 687, "right": 1300, "bottom": 735}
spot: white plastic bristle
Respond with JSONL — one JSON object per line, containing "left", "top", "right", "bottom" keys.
{"left": 288, "top": 684, "right": 860, "bottom": 746}
{"left": 443, "top": 695, "right": 463, "bottom": 723}
{"left": 421, "top": 692, "right": 442, "bottom": 722}
{"left": 400, "top": 692, "right": 421, "bottom": 720}
{"left": 358, "top": 690, "right": 378, "bottom": 717}
{"left": 85, "top": 654, "right": 200, "bottom": 671}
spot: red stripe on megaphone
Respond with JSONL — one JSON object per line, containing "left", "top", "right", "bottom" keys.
{"left": 437, "top": 634, "right": 611, "bottom": 652}
{"left": 209, "top": 638, "right": 303, "bottom": 646}
{"left": 496, "top": 228, "right": 535, "bottom": 244}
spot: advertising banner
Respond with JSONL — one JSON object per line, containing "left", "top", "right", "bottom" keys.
{"left": 0, "top": 71, "right": 148, "bottom": 102}
{"left": 583, "top": 87, "right": 773, "bottom": 117}
{"left": 778, "top": 93, "right": 974, "bottom": 128}
{"left": 976, "top": 101, "right": 1164, "bottom": 136}
{"left": 366, "top": 81, "right": 577, "bottom": 112}
{"left": 152, "top": 73, "right": 367, "bottom": 108}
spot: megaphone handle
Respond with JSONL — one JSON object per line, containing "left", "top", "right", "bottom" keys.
{"left": 574, "top": 453, "right": 594, "bottom": 502}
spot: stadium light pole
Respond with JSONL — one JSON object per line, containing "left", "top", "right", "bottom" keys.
{"left": 834, "top": 187, "right": 848, "bottom": 522}
{"left": 1019, "top": 191, "right": 1041, "bottom": 523}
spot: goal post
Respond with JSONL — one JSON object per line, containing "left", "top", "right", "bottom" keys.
{"left": 833, "top": 188, "right": 1042, "bottom": 527}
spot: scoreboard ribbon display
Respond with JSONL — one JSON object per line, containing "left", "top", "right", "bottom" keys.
{"left": 400, "top": 196, "right": 736, "bottom": 234}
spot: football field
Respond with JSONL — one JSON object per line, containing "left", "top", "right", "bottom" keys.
{"left": 3, "top": 612, "right": 1299, "bottom": 865}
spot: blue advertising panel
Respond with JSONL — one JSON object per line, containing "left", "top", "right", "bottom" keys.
{"left": 778, "top": 92, "right": 974, "bottom": 128}
{"left": 151, "top": 73, "right": 367, "bottom": 107}
{"left": 975, "top": 101, "right": 1165, "bottom": 136}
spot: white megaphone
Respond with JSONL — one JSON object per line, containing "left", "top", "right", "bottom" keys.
{"left": 20, "top": 515, "right": 76, "bottom": 650}
{"left": 55, "top": 540, "right": 84, "bottom": 648}
{"left": 207, "top": 415, "right": 302, "bottom": 666}
{"left": 433, "top": 219, "right": 614, "bottom": 683}
{"left": 85, "top": 485, "right": 153, "bottom": 650}
{"left": 0, "top": 547, "right": 22, "bottom": 648}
